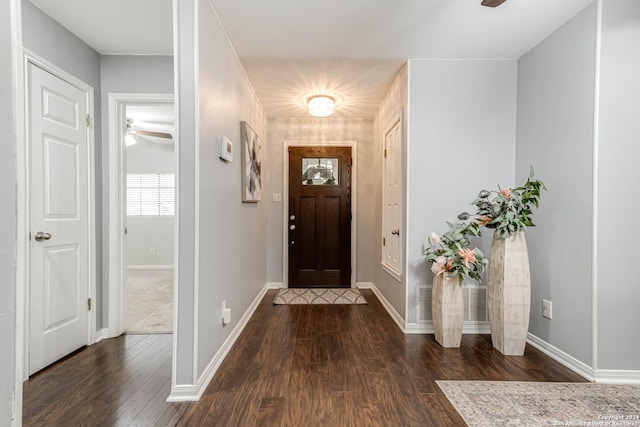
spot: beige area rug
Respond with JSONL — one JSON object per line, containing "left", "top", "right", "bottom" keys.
{"left": 273, "top": 288, "right": 367, "bottom": 304}
{"left": 437, "top": 381, "right": 640, "bottom": 427}
{"left": 126, "top": 269, "right": 173, "bottom": 334}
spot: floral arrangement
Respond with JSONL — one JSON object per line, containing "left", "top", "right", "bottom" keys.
{"left": 469, "top": 167, "right": 546, "bottom": 239}
{"left": 424, "top": 220, "right": 488, "bottom": 283}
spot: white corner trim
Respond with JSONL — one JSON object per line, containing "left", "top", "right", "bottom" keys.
{"left": 266, "top": 282, "right": 284, "bottom": 289}
{"left": 94, "top": 328, "right": 111, "bottom": 344}
{"left": 359, "top": 282, "right": 406, "bottom": 332}
{"left": 593, "top": 370, "right": 640, "bottom": 384}
{"left": 527, "top": 333, "right": 594, "bottom": 381}
{"left": 166, "top": 283, "right": 270, "bottom": 402}
{"left": 126, "top": 265, "right": 175, "bottom": 270}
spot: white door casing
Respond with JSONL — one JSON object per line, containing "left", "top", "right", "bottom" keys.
{"left": 382, "top": 116, "right": 403, "bottom": 281}
{"left": 27, "top": 61, "right": 91, "bottom": 375}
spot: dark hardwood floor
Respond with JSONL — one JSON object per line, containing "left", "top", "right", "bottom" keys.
{"left": 23, "top": 289, "right": 585, "bottom": 426}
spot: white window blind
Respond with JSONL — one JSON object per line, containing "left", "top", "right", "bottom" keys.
{"left": 127, "top": 174, "right": 175, "bottom": 216}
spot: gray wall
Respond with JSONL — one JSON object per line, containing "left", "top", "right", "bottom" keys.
{"left": 516, "top": 3, "right": 597, "bottom": 366}
{"left": 22, "top": 0, "right": 105, "bottom": 327}
{"left": 126, "top": 140, "right": 175, "bottom": 267}
{"left": 100, "top": 55, "right": 174, "bottom": 326}
{"left": 0, "top": 0, "right": 17, "bottom": 422}
{"left": 173, "top": 0, "right": 267, "bottom": 387}
{"left": 597, "top": 0, "right": 640, "bottom": 370}
{"left": 373, "top": 65, "right": 408, "bottom": 319}
{"left": 407, "top": 59, "right": 517, "bottom": 324}
{"left": 196, "top": 0, "right": 267, "bottom": 378}
{"left": 265, "top": 118, "right": 376, "bottom": 285}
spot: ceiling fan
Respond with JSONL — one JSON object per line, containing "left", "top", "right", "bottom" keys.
{"left": 126, "top": 118, "right": 173, "bottom": 146}
{"left": 481, "top": 0, "right": 509, "bottom": 7}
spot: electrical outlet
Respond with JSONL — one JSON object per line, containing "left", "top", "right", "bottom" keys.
{"left": 149, "top": 248, "right": 155, "bottom": 255}
{"left": 542, "top": 299, "right": 552, "bottom": 319}
{"left": 221, "top": 300, "right": 231, "bottom": 325}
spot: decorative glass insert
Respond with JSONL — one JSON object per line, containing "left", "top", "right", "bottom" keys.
{"left": 302, "top": 158, "right": 339, "bottom": 185}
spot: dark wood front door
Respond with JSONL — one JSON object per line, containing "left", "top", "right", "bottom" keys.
{"left": 288, "top": 146, "right": 352, "bottom": 288}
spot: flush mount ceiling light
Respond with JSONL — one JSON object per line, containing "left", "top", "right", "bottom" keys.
{"left": 307, "top": 95, "right": 335, "bottom": 117}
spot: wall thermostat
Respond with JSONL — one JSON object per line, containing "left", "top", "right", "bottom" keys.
{"left": 218, "top": 136, "right": 233, "bottom": 162}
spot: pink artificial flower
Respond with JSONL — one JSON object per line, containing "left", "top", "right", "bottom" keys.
{"left": 446, "top": 259, "right": 453, "bottom": 271}
{"left": 459, "top": 248, "right": 477, "bottom": 265}
{"left": 477, "top": 215, "right": 492, "bottom": 225}
{"left": 431, "top": 262, "right": 445, "bottom": 276}
{"left": 500, "top": 187, "right": 512, "bottom": 199}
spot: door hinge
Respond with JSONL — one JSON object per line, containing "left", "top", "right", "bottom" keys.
{"left": 124, "top": 227, "right": 128, "bottom": 235}
{"left": 384, "top": 148, "right": 387, "bottom": 158}
{"left": 29, "top": 232, "right": 31, "bottom": 241}
{"left": 87, "top": 298, "right": 91, "bottom": 311}
{"left": 86, "top": 114, "right": 91, "bottom": 128}
{"left": 383, "top": 237, "right": 386, "bottom": 246}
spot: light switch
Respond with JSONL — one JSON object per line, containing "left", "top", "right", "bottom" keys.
{"left": 272, "top": 193, "right": 282, "bottom": 202}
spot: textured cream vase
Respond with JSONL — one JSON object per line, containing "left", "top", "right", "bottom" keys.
{"left": 488, "top": 231, "right": 531, "bottom": 356}
{"left": 432, "top": 273, "right": 464, "bottom": 348}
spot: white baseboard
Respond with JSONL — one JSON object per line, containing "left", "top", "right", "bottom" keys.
{"left": 527, "top": 333, "right": 594, "bottom": 381}
{"left": 266, "top": 282, "right": 284, "bottom": 289}
{"left": 594, "top": 370, "right": 640, "bottom": 384}
{"left": 94, "top": 328, "right": 111, "bottom": 343}
{"left": 166, "top": 283, "right": 270, "bottom": 402}
{"left": 359, "top": 282, "right": 491, "bottom": 335}
{"left": 403, "top": 321, "right": 490, "bottom": 334}
{"left": 127, "top": 265, "right": 174, "bottom": 270}
{"left": 357, "top": 282, "right": 406, "bottom": 332}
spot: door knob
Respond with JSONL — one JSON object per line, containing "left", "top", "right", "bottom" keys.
{"left": 391, "top": 229, "right": 400, "bottom": 236}
{"left": 289, "top": 225, "right": 296, "bottom": 230}
{"left": 34, "top": 231, "right": 52, "bottom": 241}
{"left": 290, "top": 214, "right": 296, "bottom": 220}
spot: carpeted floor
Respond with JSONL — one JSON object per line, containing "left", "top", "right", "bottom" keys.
{"left": 437, "top": 381, "right": 640, "bottom": 427}
{"left": 273, "top": 287, "right": 367, "bottom": 304}
{"left": 126, "top": 269, "right": 174, "bottom": 334}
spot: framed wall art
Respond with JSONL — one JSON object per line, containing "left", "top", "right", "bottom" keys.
{"left": 240, "top": 121, "right": 262, "bottom": 202}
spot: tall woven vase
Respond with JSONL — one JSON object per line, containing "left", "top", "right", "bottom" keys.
{"left": 432, "top": 273, "right": 464, "bottom": 348}
{"left": 487, "top": 231, "right": 531, "bottom": 356}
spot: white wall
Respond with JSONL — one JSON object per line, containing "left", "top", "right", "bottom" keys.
{"left": 407, "top": 59, "right": 517, "bottom": 324}
{"left": 373, "top": 65, "right": 409, "bottom": 319}
{"left": 0, "top": 0, "right": 17, "bottom": 422}
{"left": 597, "top": 0, "right": 640, "bottom": 371}
{"left": 126, "top": 140, "right": 175, "bottom": 267}
{"left": 265, "top": 118, "right": 376, "bottom": 285}
{"left": 516, "top": 3, "right": 597, "bottom": 366}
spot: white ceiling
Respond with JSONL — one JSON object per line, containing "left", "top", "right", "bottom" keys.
{"left": 29, "top": 0, "right": 173, "bottom": 55}
{"left": 29, "top": 0, "right": 594, "bottom": 118}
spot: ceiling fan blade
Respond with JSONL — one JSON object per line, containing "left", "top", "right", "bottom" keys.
{"left": 481, "top": 0, "right": 508, "bottom": 7}
{"left": 134, "top": 129, "right": 173, "bottom": 139}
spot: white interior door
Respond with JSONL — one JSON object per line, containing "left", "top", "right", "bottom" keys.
{"left": 383, "top": 118, "right": 402, "bottom": 275}
{"left": 28, "top": 62, "right": 90, "bottom": 375}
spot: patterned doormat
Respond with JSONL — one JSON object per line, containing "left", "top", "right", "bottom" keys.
{"left": 437, "top": 381, "right": 640, "bottom": 427}
{"left": 273, "top": 288, "right": 367, "bottom": 304}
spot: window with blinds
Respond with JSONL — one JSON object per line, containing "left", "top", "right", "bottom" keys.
{"left": 126, "top": 174, "right": 175, "bottom": 216}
